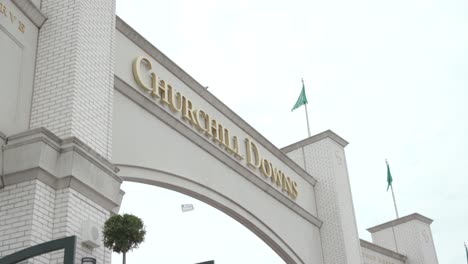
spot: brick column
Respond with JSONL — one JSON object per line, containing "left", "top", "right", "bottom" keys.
{"left": 30, "top": 0, "right": 116, "bottom": 159}
{"left": 368, "top": 213, "right": 439, "bottom": 264}
{"left": 0, "top": 129, "right": 123, "bottom": 264}
{"left": 283, "top": 130, "right": 362, "bottom": 264}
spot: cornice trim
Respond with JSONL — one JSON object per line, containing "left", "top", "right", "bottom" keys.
{"left": 367, "top": 213, "right": 434, "bottom": 233}
{"left": 6, "top": 128, "right": 120, "bottom": 176}
{"left": 3, "top": 168, "right": 121, "bottom": 211}
{"left": 12, "top": 0, "right": 47, "bottom": 28}
{"left": 360, "top": 239, "right": 407, "bottom": 261}
{"left": 281, "top": 130, "right": 349, "bottom": 154}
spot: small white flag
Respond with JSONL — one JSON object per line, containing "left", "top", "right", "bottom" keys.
{"left": 181, "top": 204, "right": 194, "bottom": 212}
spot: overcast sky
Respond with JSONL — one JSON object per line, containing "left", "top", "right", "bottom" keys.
{"left": 114, "top": 0, "right": 468, "bottom": 263}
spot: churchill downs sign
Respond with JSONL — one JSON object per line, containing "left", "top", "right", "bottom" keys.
{"left": 132, "top": 56, "right": 299, "bottom": 200}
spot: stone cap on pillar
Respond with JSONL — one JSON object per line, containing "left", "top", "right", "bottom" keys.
{"left": 367, "top": 213, "right": 434, "bottom": 233}
{"left": 360, "top": 239, "right": 408, "bottom": 262}
{"left": 281, "top": 129, "right": 349, "bottom": 153}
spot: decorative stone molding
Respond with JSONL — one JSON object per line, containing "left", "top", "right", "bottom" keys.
{"left": 1, "top": 128, "right": 123, "bottom": 211}
{"left": 360, "top": 239, "right": 407, "bottom": 262}
{"left": 367, "top": 213, "right": 434, "bottom": 233}
{"left": 12, "top": 0, "right": 47, "bottom": 28}
{"left": 281, "top": 130, "right": 349, "bottom": 153}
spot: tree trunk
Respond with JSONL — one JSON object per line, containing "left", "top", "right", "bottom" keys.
{"left": 123, "top": 252, "right": 126, "bottom": 264}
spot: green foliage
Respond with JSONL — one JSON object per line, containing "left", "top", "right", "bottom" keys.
{"left": 102, "top": 214, "right": 146, "bottom": 254}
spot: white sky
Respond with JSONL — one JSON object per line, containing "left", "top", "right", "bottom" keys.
{"left": 114, "top": 0, "right": 468, "bottom": 263}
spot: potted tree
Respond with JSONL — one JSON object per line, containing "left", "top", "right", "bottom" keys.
{"left": 103, "top": 214, "right": 146, "bottom": 264}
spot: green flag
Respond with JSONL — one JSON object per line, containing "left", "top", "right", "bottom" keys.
{"left": 386, "top": 161, "right": 393, "bottom": 191}
{"left": 291, "top": 81, "right": 308, "bottom": 111}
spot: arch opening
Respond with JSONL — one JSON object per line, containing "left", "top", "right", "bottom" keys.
{"left": 116, "top": 164, "right": 303, "bottom": 264}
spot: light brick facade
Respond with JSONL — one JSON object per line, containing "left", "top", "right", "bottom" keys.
{"left": 283, "top": 132, "right": 363, "bottom": 264}
{"left": 1, "top": 0, "right": 440, "bottom": 263}
{"left": 368, "top": 214, "right": 439, "bottom": 264}
{"left": 30, "top": 0, "right": 116, "bottom": 159}
{"left": 49, "top": 188, "right": 112, "bottom": 264}
{"left": 0, "top": 129, "right": 122, "bottom": 264}
{"left": 0, "top": 180, "right": 49, "bottom": 264}
{"left": 0, "top": 180, "right": 113, "bottom": 264}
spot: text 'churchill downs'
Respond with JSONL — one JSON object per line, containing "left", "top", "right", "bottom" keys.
{"left": 132, "top": 56, "right": 299, "bottom": 200}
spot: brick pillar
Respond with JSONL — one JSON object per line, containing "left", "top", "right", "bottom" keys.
{"left": 283, "top": 130, "right": 362, "bottom": 264}
{"left": 30, "top": 0, "right": 116, "bottom": 159}
{"left": 368, "top": 213, "right": 439, "bottom": 264}
{"left": 0, "top": 129, "right": 123, "bottom": 264}
{"left": 0, "top": 180, "right": 56, "bottom": 264}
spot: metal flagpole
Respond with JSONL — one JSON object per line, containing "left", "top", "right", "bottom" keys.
{"left": 390, "top": 184, "right": 399, "bottom": 219}
{"left": 390, "top": 175, "right": 400, "bottom": 253}
{"left": 385, "top": 159, "right": 400, "bottom": 252}
{"left": 390, "top": 185, "right": 400, "bottom": 219}
{"left": 302, "top": 78, "right": 311, "bottom": 137}
{"left": 304, "top": 104, "right": 311, "bottom": 137}
{"left": 390, "top": 176, "right": 400, "bottom": 252}
{"left": 386, "top": 159, "right": 399, "bottom": 219}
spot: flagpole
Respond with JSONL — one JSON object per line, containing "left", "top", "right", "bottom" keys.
{"left": 386, "top": 159, "right": 399, "bottom": 219}
{"left": 304, "top": 104, "right": 311, "bottom": 137}
{"left": 390, "top": 184, "right": 399, "bottom": 219}
{"left": 465, "top": 242, "right": 468, "bottom": 264}
{"left": 302, "top": 78, "right": 311, "bottom": 137}
{"left": 386, "top": 159, "right": 400, "bottom": 253}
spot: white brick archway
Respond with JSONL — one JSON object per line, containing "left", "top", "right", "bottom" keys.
{"left": 0, "top": 1, "right": 363, "bottom": 263}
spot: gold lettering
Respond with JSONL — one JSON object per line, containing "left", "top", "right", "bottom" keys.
{"left": 18, "top": 21, "right": 25, "bottom": 33}
{"left": 222, "top": 130, "right": 243, "bottom": 160}
{"left": 261, "top": 159, "right": 272, "bottom": 178}
{"left": 131, "top": 57, "right": 300, "bottom": 200}
{"left": 245, "top": 138, "right": 261, "bottom": 169}
{"left": 182, "top": 96, "right": 197, "bottom": 125}
{"left": 0, "top": 3, "right": 6, "bottom": 16}
{"left": 282, "top": 176, "right": 292, "bottom": 196}
{"left": 223, "top": 128, "right": 232, "bottom": 151}
{"left": 168, "top": 89, "right": 183, "bottom": 112}
{"left": 291, "top": 181, "right": 299, "bottom": 199}
{"left": 192, "top": 109, "right": 202, "bottom": 129}
{"left": 209, "top": 120, "right": 223, "bottom": 144}
{"left": 231, "top": 136, "right": 243, "bottom": 159}
{"left": 196, "top": 110, "right": 210, "bottom": 133}
{"left": 158, "top": 80, "right": 170, "bottom": 105}
{"left": 217, "top": 123, "right": 224, "bottom": 144}
{"left": 209, "top": 118, "right": 218, "bottom": 139}
{"left": 132, "top": 57, "right": 154, "bottom": 93}
{"left": 203, "top": 112, "right": 213, "bottom": 138}
{"left": 150, "top": 72, "right": 159, "bottom": 98}
{"left": 272, "top": 168, "right": 284, "bottom": 187}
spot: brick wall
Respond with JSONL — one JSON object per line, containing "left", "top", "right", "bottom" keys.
{"left": 371, "top": 220, "right": 438, "bottom": 264}
{"left": 30, "top": 0, "right": 116, "bottom": 158}
{"left": 0, "top": 180, "right": 54, "bottom": 264}
{"left": 285, "top": 136, "right": 362, "bottom": 264}
{"left": 50, "top": 188, "right": 111, "bottom": 264}
{"left": 0, "top": 180, "right": 113, "bottom": 264}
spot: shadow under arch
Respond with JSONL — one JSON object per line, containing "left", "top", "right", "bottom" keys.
{"left": 116, "top": 164, "right": 304, "bottom": 264}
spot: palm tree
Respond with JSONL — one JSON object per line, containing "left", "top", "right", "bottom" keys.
{"left": 102, "top": 214, "right": 146, "bottom": 264}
